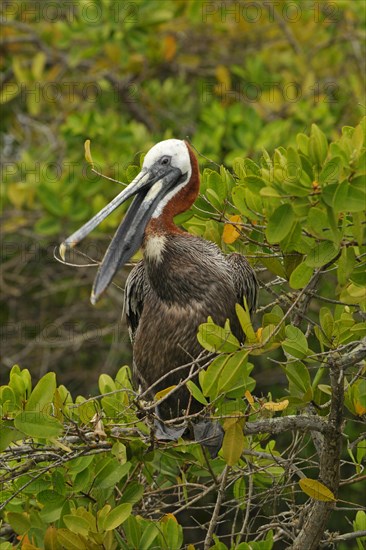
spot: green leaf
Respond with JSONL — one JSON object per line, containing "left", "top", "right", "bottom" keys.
{"left": 206, "top": 188, "right": 222, "bottom": 209}
{"left": 243, "top": 158, "right": 261, "bottom": 175}
{"left": 7, "top": 512, "right": 31, "bottom": 535}
{"left": 14, "top": 410, "right": 63, "bottom": 438}
{"left": 319, "top": 307, "right": 334, "bottom": 340}
{"left": 232, "top": 186, "right": 257, "bottom": 219}
{"left": 98, "top": 374, "right": 116, "bottom": 394}
{"left": 0, "top": 421, "right": 24, "bottom": 452}
{"left": 1, "top": 385, "right": 17, "bottom": 412}
{"left": 139, "top": 523, "right": 160, "bottom": 550}
{"left": 94, "top": 458, "right": 131, "bottom": 489}
{"left": 37, "top": 491, "right": 66, "bottom": 523}
{"left": 217, "top": 350, "right": 249, "bottom": 394}
{"left": 285, "top": 361, "right": 312, "bottom": 396}
{"left": 309, "top": 124, "right": 328, "bottom": 167}
{"left": 353, "top": 511, "right": 366, "bottom": 550}
{"left": 186, "top": 380, "right": 208, "bottom": 405}
{"left": 258, "top": 255, "right": 286, "bottom": 278}
{"left": 321, "top": 180, "right": 347, "bottom": 211}
{"left": 207, "top": 170, "right": 226, "bottom": 202}
{"left": 235, "top": 302, "right": 257, "bottom": 343}
{"left": 63, "top": 515, "right": 90, "bottom": 536}
{"left": 55, "top": 529, "right": 87, "bottom": 550}
{"left": 197, "top": 317, "right": 240, "bottom": 353}
{"left": 351, "top": 211, "right": 365, "bottom": 247}
{"left": 286, "top": 146, "right": 302, "bottom": 175}
{"left": 68, "top": 455, "right": 95, "bottom": 474}
{"left": 73, "top": 469, "right": 92, "bottom": 493}
{"left": 119, "top": 482, "right": 144, "bottom": 505}
{"left": 289, "top": 262, "right": 313, "bottom": 289}
{"left": 266, "top": 204, "right": 295, "bottom": 244}
{"left": 346, "top": 180, "right": 366, "bottom": 212}
{"left": 222, "top": 418, "right": 245, "bottom": 466}
{"left": 319, "top": 157, "right": 342, "bottom": 185}
{"left": 158, "top": 516, "right": 183, "bottom": 550}
{"left": 282, "top": 326, "right": 309, "bottom": 359}
{"left": 103, "top": 503, "right": 132, "bottom": 531}
{"left": 202, "top": 355, "right": 229, "bottom": 399}
{"left": 296, "top": 133, "right": 309, "bottom": 155}
{"left": 322, "top": 179, "right": 366, "bottom": 213}
{"left": 283, "top": 251, "right": 303, "bottom": 278}
{"left": 260, "top": 186, "right": 281, "bottom": 198}
{"left": 243, "top": 175, "right": 266, "bottom": 193}
{"left": 10, "top": 369, "right": 27, "bottom": 397}
{"left": 124, "top": 515, "right": 141, "bottom": 549}
{"left": 306, "top": 207, "right": 331, "bottom": 238}
{"left": 305, "top": 241, "right": 338, "bottom": 268}
{"left": 25, "top": 372, "right": 56, "bottom": 413}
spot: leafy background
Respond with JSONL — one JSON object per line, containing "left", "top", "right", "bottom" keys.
{"left": 0, "top": 1, "right": 365, "bottom": 549}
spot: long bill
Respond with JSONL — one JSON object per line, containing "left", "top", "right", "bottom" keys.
{"left": 59, "top": 170, "right": 150, "bottom": 261}
{"left": 59, "top": 165, "right": 183, "bottom": 304}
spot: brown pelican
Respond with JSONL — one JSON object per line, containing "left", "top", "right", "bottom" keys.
{"left": 60, "top": 139, "right": 258, "bottom": 454}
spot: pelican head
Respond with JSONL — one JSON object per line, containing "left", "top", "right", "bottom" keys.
{"left": 59, "top": 139, "right": 196, "bottom": 303}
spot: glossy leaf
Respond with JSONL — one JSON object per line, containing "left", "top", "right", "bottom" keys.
{"left": 94, "top": 458, "right": 131, "bottom": 489}
{"left": 217, "top": 350, "right": 249, "bottom": 394}
{"left": 7, "top": 512, "right": 31, "bottom": 535}
{"left": 103, "top": 503, "right": 132, "bottom": 531}
{"left": 282, "top": 326, "right": 309, "bottom": 359}
{"left": 285, "top": 361, "right": 312, "bottom": 399}
{"left": 289, "top": 262, "right": 313, "bottom": 289}
{"left": 299, "top": 478, "right": 336, "bottom": 502}
{"left": 197, "top": 317, "right": 240, "bottom": 353}
{"left": 63, "top": 515, "right": 90, "bottom": 537}
{"left": 309, "top": 124, "right": 328, "bottom": 167}
{"left": 14, "top": 411, "right": 63, "bottom": 439}
{"left": 222, "top": 416, "right": 245, "bottom": 466}
{"left": 305, "top": 241, "right": 338, "bottom": 268}
{"left": 266, "top": 204, "right": 295, "bottom": 244}
{"left": 25, "top": 372, "right": 56, "bottom": 414}
{"left": 186, "top": 381, "right": 208, "bottom": 405}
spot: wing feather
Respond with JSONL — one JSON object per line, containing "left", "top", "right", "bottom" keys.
{"left": 226, "top": 253, "right": 258, "bottom": 314}
{"left": 123, "top": 260, "right": 147, "bottom": 342}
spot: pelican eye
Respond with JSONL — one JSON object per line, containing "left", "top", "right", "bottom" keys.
{"left": 160, "top": 156, "right": 170, "bottom": 166}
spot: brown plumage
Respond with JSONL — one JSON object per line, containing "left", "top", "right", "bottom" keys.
{"left": 124, "top": 237, "right": 257, "bottom": 419}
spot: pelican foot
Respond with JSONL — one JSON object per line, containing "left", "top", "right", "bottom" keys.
{"left": 154, "top": 417, "right": 187, "bottom": 441}
{"left": 153, "top": 407, "right": 224, "bottom": 458}
{"left": 193, "top": 420, "right": 224, "bottom": 458}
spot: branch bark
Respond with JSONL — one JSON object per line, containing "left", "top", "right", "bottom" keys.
{"left": 244, "top": 415, "right": 330, "bottom": 437}
{"left": 290, "top": 341, "right": 366, "bottom": 550}
{"left": 204, "top": 465, "right": 229, "bottom": 550}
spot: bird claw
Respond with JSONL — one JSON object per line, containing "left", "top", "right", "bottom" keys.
{"left": 153, "top": 413, "right": 224, "bottom": 458}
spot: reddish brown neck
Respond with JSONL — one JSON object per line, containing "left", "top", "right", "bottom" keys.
{"left": 145, "top": 141, "right": 200, "bottom": 236}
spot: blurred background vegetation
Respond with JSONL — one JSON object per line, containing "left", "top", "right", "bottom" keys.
{"left": 1, "top": 0, "right": 365, "bottom": 394}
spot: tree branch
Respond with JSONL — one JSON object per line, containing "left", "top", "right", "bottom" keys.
{"left": 291, "top": 342, "right": 366, "bottom": 550}
{"left": 244, "top": 415, "right": 330, "bottom": 436}
{"left": 204, "top": 465, "right": 229, "bottom": 550}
